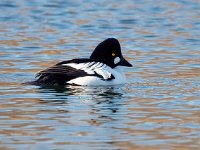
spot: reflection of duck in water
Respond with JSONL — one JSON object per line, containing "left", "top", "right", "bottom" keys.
{"left": 32, "top": 38, "right": 132, "bottom": 86}
{"left": 38, "top": 85, "right": 124, "bottom": 100}
{"left": 37, "top": 85, "right": 124, "bottom": 125}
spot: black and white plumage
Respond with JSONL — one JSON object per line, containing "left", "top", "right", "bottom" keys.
{"left": 33, "top": 38, "right": 132, "bottom": 86}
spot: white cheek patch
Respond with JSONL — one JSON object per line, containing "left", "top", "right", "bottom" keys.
{"left": 114, "top": 57, "right": 120, "bottom": 64}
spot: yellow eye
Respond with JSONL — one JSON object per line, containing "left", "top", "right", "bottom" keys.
{"left": 112, "top": 53, "right": 115, "bottom": 56}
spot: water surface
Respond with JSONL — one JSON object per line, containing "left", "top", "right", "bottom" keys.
{"left": 0, "top": 0, "right": 200, "bottom": 149}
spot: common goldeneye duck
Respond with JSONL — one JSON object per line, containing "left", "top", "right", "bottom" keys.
{"left": 34, "top": 38, "right": 132, "bottom": 86}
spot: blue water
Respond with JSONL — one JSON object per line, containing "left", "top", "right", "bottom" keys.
{"left": 0, "top": 0, "right": 200, "bottom": 149}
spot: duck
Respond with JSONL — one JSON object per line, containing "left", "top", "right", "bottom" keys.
{"left": 33, "top": 38, "right": 132, "bottom": 86}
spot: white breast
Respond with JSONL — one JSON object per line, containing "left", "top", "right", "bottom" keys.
{"left": 63, "top": 62, "right": 127, "bottom": 86}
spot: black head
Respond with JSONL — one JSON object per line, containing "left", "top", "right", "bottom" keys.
{"left": 90, "top": 38, "right": 132, "bottom": 68}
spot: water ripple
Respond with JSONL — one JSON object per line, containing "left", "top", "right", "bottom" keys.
{"left": 0, "top": 0, "right": 200, "bottom": 149}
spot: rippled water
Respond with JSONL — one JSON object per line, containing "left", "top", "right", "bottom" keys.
{"left": 0, "top": 0, "right": 200, "bottom": 149}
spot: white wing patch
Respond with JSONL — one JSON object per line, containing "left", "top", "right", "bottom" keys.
{"left": 62, "top": 62, "right": 113, "bottom": 80}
